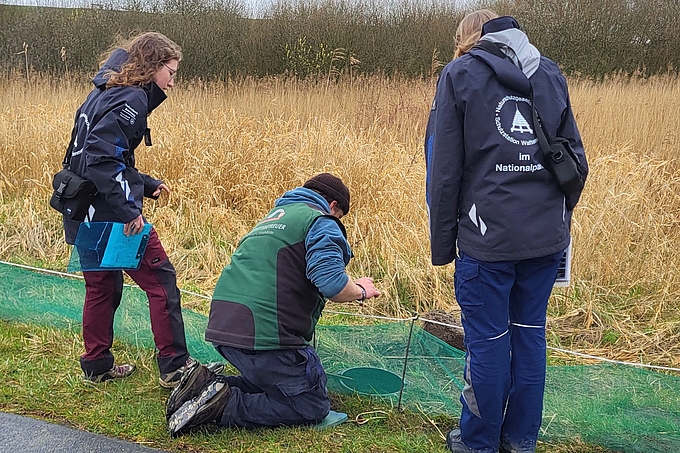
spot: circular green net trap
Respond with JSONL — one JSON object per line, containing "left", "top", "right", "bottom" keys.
{"left": 336, "top": 367, "right": 404, "bottom": 396}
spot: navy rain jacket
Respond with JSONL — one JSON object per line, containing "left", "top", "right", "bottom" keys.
{"left": 425, "top": 17, "right": 588, "bottom": 265}
{"left": 61, "top": 49, "right": 168, "bottom": 244}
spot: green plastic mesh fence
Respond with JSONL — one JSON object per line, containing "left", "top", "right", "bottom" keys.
{"left": 1, "top": 262, "right": 678, "bottom": 452}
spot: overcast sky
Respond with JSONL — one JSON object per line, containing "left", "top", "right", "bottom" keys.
{"left": 0, "top": 0, "right": 469, "bottom": 17}
{"left": 0, "top": 0, "right": 268, "bottom": 15}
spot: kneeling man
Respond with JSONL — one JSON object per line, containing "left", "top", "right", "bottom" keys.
{"left": 166, "top": 173, "right": 380, "bottom": 435}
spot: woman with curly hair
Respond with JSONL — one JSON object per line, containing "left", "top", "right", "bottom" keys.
{"left": 60, "top": 32, "right": 218, "bottom": 387}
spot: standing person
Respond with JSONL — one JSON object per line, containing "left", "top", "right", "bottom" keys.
{"left": 62, "top": 32, "right": 219, "bottom": 387}
{"left": 165, "top": 173, "right": 381, "bottom": 436}
{"left": 425, "top": 12, "right": 588, "bottom": 453}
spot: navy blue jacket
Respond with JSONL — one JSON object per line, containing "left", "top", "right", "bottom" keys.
{"left": 425, "top": 19, "right": 588, "bottom": 264}
{"left": 62, "top": 49, "right": 167, "bottom": 244}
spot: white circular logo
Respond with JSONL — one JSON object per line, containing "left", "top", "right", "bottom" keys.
{"left": 495, "top": 96, "right": 538, "bottom": 146}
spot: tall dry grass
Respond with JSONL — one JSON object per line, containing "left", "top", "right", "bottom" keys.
{"left": 0, "top": 73, "right": 678, "bottom": 367}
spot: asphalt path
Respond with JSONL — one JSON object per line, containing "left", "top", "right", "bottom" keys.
{"left": 0, "top": 412, "right": 172, "bottom": 453}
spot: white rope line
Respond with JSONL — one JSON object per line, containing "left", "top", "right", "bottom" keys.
{"left": 180, "top": 289, "right": 211, "bottom": 299}
{"left": 546, "top": 346, "right": 680, "bottom": 372}
{"left": 420, "top": 317, "right": 464, "bottom": 330}
{"left": 1, "top": 260, "right": 678, "bottom": 372}
{"left": 0, "top": 260, "right": 84, "bottom": 280}
{"left": 421, "top": 315, "right": 680, "bottom": 372}
{"left": 324, "top": 309, "right": 416, "bottom": 322}
{"left": 0, "top": 260, "right": 215, "bottom": 297}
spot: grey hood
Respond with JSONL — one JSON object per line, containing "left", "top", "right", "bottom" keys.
{"left": 480, "top": 26, "right": 541, "bottom": 78}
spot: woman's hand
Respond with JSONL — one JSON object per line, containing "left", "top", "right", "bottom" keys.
{"left": 124, "top": 214, "right": 145, "bottom": 236}
{"left": 153, "top": 183, "right": 170, "bottom": 197}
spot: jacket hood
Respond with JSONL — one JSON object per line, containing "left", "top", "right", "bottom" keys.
{"left": 468, "top": 45, "right": 530, "bottom": 95}
{"left": 91, "top": 47, "right": 167, "bottom": 112}
{"left": 479, "top": 16, "right": 541, "bottom": 78}
{"left": 275, "top": 187, "right": 332, "bottom": 213}
{"left": 92, "top": 48, "right": 129, "bottom": 89}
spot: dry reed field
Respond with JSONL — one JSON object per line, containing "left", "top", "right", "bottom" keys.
{"left": 1, "top": 73, "right": 679, "bottom": 369}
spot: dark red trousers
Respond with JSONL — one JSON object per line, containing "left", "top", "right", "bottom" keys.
{"left": 80, "top": 228, "right": 188, "bottom": 376}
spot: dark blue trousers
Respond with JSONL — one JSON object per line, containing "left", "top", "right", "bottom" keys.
{"left": 215, "top": 345, "right": 330, "bottom": 428}
{"left": 455, "top": 250, "right": 563, "bottom": 453}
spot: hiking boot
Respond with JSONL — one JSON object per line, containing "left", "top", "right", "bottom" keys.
{"left": 159, "top": 357, "right": 225, "bottom": 389}
{"left": 168, "top": 376, "right": 231, "bottom": 437}
{"left": 499, "top": 439, "right": 535, "bottom": 453}
{"left": 166, "top": 362, "right": 217, "bottom": 420}
{"left": 84, "top": 363, "right": 136, "bottom": 383}
{"left": 446, "top": 429, "right": 495, "bottom": 453}
{"left": 205, "top": 361, "right": 225, "bottom": 375}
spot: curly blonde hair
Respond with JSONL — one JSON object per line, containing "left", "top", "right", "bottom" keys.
{"left": 454, "top": 9, "right": 499, "bottom": 59}
{"left": 102, "top": 32, "right": 182, "bottom": 88}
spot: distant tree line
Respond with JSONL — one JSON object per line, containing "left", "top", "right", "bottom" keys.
{"left": 0, "top": 0, "right": 678, "bottom": 80}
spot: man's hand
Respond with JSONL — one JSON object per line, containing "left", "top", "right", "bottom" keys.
{"left": 329, "top": 276, "right": 381, "bottom": 303}
{"left": 354, "top": 277, "right": 381, "bottom": 304}
{"left": 153, "top": 183, "right": 170, "bottom": 198}
{"left": 124, "top": 214, "right": 145, "bottom": 237}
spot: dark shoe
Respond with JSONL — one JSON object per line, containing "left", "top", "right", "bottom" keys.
{"left": 84, "top": 363, "right": 136, "bottom": 383}
{"left": 446, "top": 429, "right": 496, "bottom": 453}
{"left": 499, "top": 439, "right": 535, "bottom": 453}
{"left": 166, "top": 362, "right": 216, "bottom": 420}
{"left": 159, "top": 357, "right": 225, "bottom": 389}
{"left": 205, "top": 361, "right": 225, "bottom": 375}
{"left": 168, "top": 376, "right": 231, "bottom": 437}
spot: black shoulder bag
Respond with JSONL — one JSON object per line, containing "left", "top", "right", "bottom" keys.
{"left": 530, "top": 88, "right": 584, "bottom": 198}
{"left": 49, "top": 130, "right": 98, "bottom": 221}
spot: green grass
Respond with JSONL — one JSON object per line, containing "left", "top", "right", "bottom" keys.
{"left": 0, "top": 319, "right": 614, "bottom": 453}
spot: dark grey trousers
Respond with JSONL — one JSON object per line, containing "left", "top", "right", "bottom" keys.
{"left": 216, "top": 345, "right": 330, "bottom": 428}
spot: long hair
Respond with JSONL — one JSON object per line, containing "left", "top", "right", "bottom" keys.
{"left": 102, "top": 32, "right": 182, "bottom": 88}
{"left": 454, "top": 9, "right": 499, "bottom": 59}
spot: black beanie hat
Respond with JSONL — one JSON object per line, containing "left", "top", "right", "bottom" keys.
{"left": 303, "top": 173, "right": 350, "bottom": 214}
